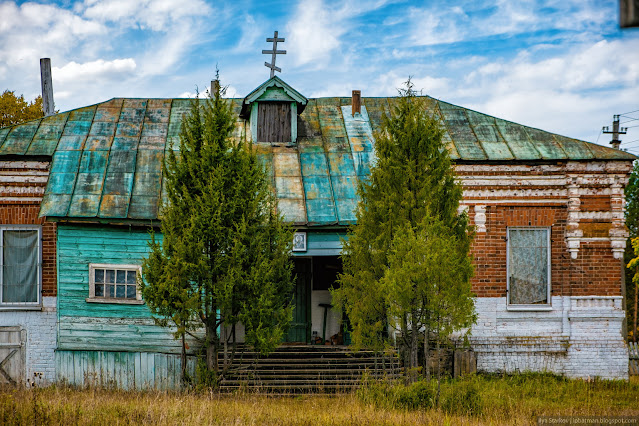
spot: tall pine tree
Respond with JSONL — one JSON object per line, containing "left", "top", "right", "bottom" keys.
{"left": 333, "top": 81, "right": 475, "bottom": 384}
{"left": 140, "top": 80, "right": 294, "bottom": 386}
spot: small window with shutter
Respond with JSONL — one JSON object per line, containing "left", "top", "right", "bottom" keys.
{"left": 257, "top": 102, "right": 291, "bottom": 143}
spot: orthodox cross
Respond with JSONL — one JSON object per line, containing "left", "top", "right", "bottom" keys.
{"left": 262, "top": 31, "right": 286, "bottom": 78}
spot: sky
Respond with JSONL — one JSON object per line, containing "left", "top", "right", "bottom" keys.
{"left": 1, "top": 0, "right": 638, "bottom": 153}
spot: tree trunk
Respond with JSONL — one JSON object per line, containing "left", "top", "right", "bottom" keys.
{"left": 206, "top": 322, "right": 219, "bottom": 374}
{"left": 435, "top": 328, "right": 441, "bottom": 408}
{"left": 409, "top": 310, "right": 418, "bottom": 383}
{"left": 181, "top": 333, "right": 187, "bottom": 386}
{"left": 424, "top": 327, "right": 430, "bottom": 381}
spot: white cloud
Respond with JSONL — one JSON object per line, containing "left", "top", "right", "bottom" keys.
{"left": 53, "top": 59, "right": 137, "bottom": 83}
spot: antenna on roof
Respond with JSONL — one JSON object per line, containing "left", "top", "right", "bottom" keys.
{"left": 602, "top": 115, "right": 628, "bottom": 149}
{"left": 262, "top": 31, "right": 286, "bottom": 78}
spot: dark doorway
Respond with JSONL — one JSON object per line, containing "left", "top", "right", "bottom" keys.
{"left": 257, "top": 102, "right": 291, "bottom": 143}
{"left": 284, "top": 258, "right": 311, "bottom": 343}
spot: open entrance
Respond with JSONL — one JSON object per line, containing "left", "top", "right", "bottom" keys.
{"left": 284, "top": 256, "right": 345, "bottom": 344}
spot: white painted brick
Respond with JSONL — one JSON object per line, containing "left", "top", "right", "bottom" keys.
{"left": 0, "top": 296, "right": 56, "bottom": 386}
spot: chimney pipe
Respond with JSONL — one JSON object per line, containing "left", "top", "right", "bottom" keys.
{"left": 352, "top": 90, "right": 361, "bottom": 116}
{"left": 40, "top": 58, "right": 54, "bottom": 116}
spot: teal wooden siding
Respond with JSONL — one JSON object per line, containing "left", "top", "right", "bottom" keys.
{"left": 292, "top": 232, "right": 346, "bottom": 257}
{"left": 55, "top": 350, "right": 196, "bottom": 390}
{"left": 57, "top": 224, "right": 202, "bottom": 354}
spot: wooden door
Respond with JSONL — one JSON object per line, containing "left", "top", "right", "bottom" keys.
{"left": 0, "top": 327, "right": 25, "bottom": 386}
{"left": 257, "top": 102, "right": 291, "bottom": 143}
{"left": 284, "top": 258, "right": 311, "bottom": 343}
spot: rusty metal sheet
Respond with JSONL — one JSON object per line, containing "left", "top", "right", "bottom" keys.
{"left": 115, "top": 121, "right": 143, "bottom": 137}
{"left": 331, "top": 175, "right": 358, "bottom": 200}
{"left": 148, "top": 99, "right": 172, "bottom": 109}
{"left": 46, "top": 172, "right": 76, "bottom": 195}
{"left": 275, "top": 176, "right": 304, "bottom": 199}
{"left": 111, "top": 136, "right": 139, "bottom": 151}
{"left": 50, "top": 151, "right": 82, "bottom": 174}
{"left": 303, "top": 175, "right": 332, "bottom": 199}
{"left": 167, "top": 99, "right": 189, "bottom": 149}
{"left": 298, "top": 99, "right": 322, "bottom": 137}
{"left": 68, "top": 194, "right": 100, "bottom": 217}
{"left": 74, "top": 172, "right": 104, "bottom": 195}
{"left": 144, "top": 108, "right": 170, "bottom": 124}
{"left": 79, "top": 150, "right": 108, "bottom": 173}
{"left": 119, "top": 108, "right": 146, "bottom": 125}
{"left": 39, "top": 194, "right": 71, "bottom": 217}
{"left": 297, "top": 137, "right": 324, "bottom": 152}
{"left": 0, "top": 121, "right": 40, "bottom": 155}
{"left": 524, "top": 127, "right": 567, "bottom": 160}
{"left": 317, "top": 103, "right": 350, "bottom": 152}
{"left": 89, "top": 121, "right": 116, "bottom": 137}
{"left": 352, "top": 151, "right": 373, "bottom": 177}
{"left": 132, "top": 172, "right": 162, "bottom": 197}
{"left": 438, "top": 102, "right": 487, "bottom": 161}
{"left": 552, "top": 134, "right": 594, "bottom": 160}
{"left": 123, "top": 99, "right": 147, "bottom": 109}
{"left": 0, "top": 128, "right": 9, "bottom": 146}
{"left": 62, "top": 120, "right": 91, "bottom": 137}
{"left": 306, "top": 198, "right": 337, "bottom": 224}
{"left": 300, "top": 152, "right": 329, "bottom": 176}
{"left": 68, "top": 106, "right": 96, "bottom": 122}
{"left": 128, "top": 195, "right": 159, "bottom": 219}
{"left": 493, "top": 118, "right": 542, "bottom": 160}
{"left": 139, "top": 136, "right": 166, "bottom": 150}
{"left": 94, "top": 106, "right": 122, "bottom": 123}
{"left": 136, "top": 150, "right": 164, "bottom": 173}
{"left": 103, "top": 172, "right": 134, "bottom": 195}
{"left": 57, "top": 135, "right": 86, "bottom": 151}
{"left": 98, "top": 194, "right": 130, "bottom": 218}
{"left": 107, "top": 150, "right": 137, "bottom": 173}
{"left": 335, "top": 198, "right": 358, "bottom": 224}
{"left": 363, "top": 97, "right": 391, "bottom": 133}
{"left": 273, "top": 152, "right": 301, "bottom": 177}
{"left": 326, "top": 152, "right": 356, "bottom": 176}
{"left": 84, "top": 136, "right": 113, "bottom": 151}
{"left": 465, "top": 110, "right": 514, "bottom": 161}
{"left": 276, "top": 198, "right": 306, "bottom": 224}
{"left": 583, "top": 142, "right": 634, "bottom": 160}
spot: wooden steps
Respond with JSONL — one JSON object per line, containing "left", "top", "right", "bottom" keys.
{"left": 217, "top": 345, "right": 400, "bottom": 393}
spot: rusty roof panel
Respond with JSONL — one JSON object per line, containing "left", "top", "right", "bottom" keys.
{"left": 552, "top": 134, "right": 594, "bottom": 160}
{"left": 136, "top": 150, "right": 164, "bottom": 173}
{"left": 128, "top": 196, "right": 159, "bottom": 219}
{"left": 94, "top": 104, "right": 122, "bottom": 123}
{"left": 335, "top": 198, "right": 358, "bottom": 224}
{"left": 123, "top": 99, "right": 147, "bottom": 108}
{"left": 524, "top": 127, "right": 567, "bottom": 160}
{"left": 273, "top": 152, "right": 301, "bottom": 177}
{"left": 103, "top": 172, "right": 134, "bottom": 196}
{"left": 275, "top": 176, "right": 304, "bottom": 199}
{"left": 68, "top": 194, "right": 100, "bottom": 217}
{"left": 300, "top": 152, "right": 329, "bottom": 176}
{"left": 493, "top": 117, "right": 542, "bottom": 160}
{"left": 326, "top": 152, "right": 356, "bottom": 176}
{"left": 68, "top": 106, "right": 96, "bottom": 122}
{"left": 352, "top": 151, "right": 373, "bottom": 177}
{"left": 305, "top": 198, "right": 337, "bottom": 224}
{"left": 277, "top": 198, "right": 306, "bottom": 224}
{"left": 465, "top": 110, "right": 514, "bottom": 161}
{"left": 50, "top": 150, "right": 82, "bottom": 174}
{"left": 89, "top": 121, "right": 116, "bottom": 137}
{"left": 303, "top": 175, "right": 332, "bottom": 200}
{"left": 98, "top": 194, "right": 130, "bottom": 218}
{"left": 298, "top": 99, "right": 322, "bottom": 137}
{"left": 331, "top": 175, "right": 358, "bottom": 200}
{"left": 79, "top": 150, "right": 108, "bottom": 173}
{"left": 0, "top": 121, "right": 40, "bottom": 155}
{"left": 84, "top": 136, "right": 114, "bottom": 151}
{"left": 40, "top": 194, "right": 71, "bottom": 217}
{"left": 74, "top": 172, "right": 104, "bottom": 195}
{"left": 112, "top": 136, "right": 139, "bottom": 151}
{"left": 107, "top": 150, "right": 137, "bottom": 173}
{"left": 47, "top": 173, "right": 76, "bottom": 195}
{"left": 132, "top": 172, "right": 162, "bottom": 197}
{"left": 62, "top": 120, "right": 91, "bottom": 137}
{"left": 57, "top": 135, "right": 86, "bottom": 151}
{"left": 115, "top": 121, "right": 143, "bottom": 137}
{"left": 438, "top": 102, "right": 487, "bottom": 161}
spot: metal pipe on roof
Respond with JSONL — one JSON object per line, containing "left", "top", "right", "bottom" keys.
{"left": 352, "top": 90, "right": 361, "bottom": 116}
{"left": 40, "top": 58, "right": 54, "bottom": 117}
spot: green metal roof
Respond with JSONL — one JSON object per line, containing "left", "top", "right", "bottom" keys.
{"left": 0, "top": 95, "right": 634, "bottom": 224}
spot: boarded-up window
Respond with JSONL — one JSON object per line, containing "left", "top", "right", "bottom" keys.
{"left": 508, "top": 228, "right": 550, "bottom": 305}
{"left": 257, "top": 102, "right": 291, "bottom": 143}
{"left": 1, "top": 227, "right": 40, "bottom": 305}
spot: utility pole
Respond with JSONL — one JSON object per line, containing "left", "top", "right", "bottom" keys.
{"left": 602, "top": 115, "right": 628, "bottom": 149}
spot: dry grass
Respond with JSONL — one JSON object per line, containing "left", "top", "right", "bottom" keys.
{"left": 1, "top": 374, "right": 638, "bottom": 425}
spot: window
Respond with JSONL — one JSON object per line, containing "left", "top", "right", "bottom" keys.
{"left": 507, "top": 228, "right": 550, "bottom": 307}
{"left": 88, "top": 264, "right": 142, "bottom": 304}
{"left": 0, "top": 226, "right": 41, "bottom": 306}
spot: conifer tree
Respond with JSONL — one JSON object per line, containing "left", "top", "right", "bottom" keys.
{"left": 333, "top": 81, "right": 476, "bottom": 384}
{"left": 140, "top": 80, "right": 294, "bottom": 385}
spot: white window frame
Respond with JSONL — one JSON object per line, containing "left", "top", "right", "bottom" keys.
{"left": 506, "top": 227, "right": 552, "bottom": 311}
{"left": 87, "top": 263, "right": 143, "bottom": 305}
{"left": 0, "top": 225, "right": 42, "bottom": 309}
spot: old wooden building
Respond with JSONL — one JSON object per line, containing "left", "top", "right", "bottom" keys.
{"left": 0, "top": 74, "right": 634, "bottom": 387}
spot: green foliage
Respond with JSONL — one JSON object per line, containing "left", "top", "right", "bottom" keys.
{"left": 625, "top": 161, "right": 639, "bottom": 339}
{"left": 0, "top": 90, "right": 44, "bottom": 127}
{"left": 140, "top": 79, "right": 295, "bottom": 381}
{"left": 333, "top": 80, "right": 475, "bottom": 380}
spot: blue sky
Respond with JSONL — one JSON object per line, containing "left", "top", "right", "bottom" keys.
{"left": 1, "top": 0, "right": 638, "bottom": 152}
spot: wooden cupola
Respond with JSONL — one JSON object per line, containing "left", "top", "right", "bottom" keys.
{"left": 240, "top": 76, "right": 307, "bottom": 144}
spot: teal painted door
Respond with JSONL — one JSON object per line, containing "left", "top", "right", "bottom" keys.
{"left": 284, "top": 258, "right": 311, "bottom": 343}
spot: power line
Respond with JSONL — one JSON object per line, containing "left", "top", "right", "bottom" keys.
{"left": 621, "top": 109, "right": 639, "bottom": 115}
{"left": 621, "top": 117, "right": 639, "bottom": 123}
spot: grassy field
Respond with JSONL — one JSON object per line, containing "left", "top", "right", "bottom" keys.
{"left": 1, "top": 374, "right": 638, "bottom": 425}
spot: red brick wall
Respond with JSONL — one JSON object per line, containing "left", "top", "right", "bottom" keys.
{"left": 0, "top": 161, "right": 57, "bottom": 298}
